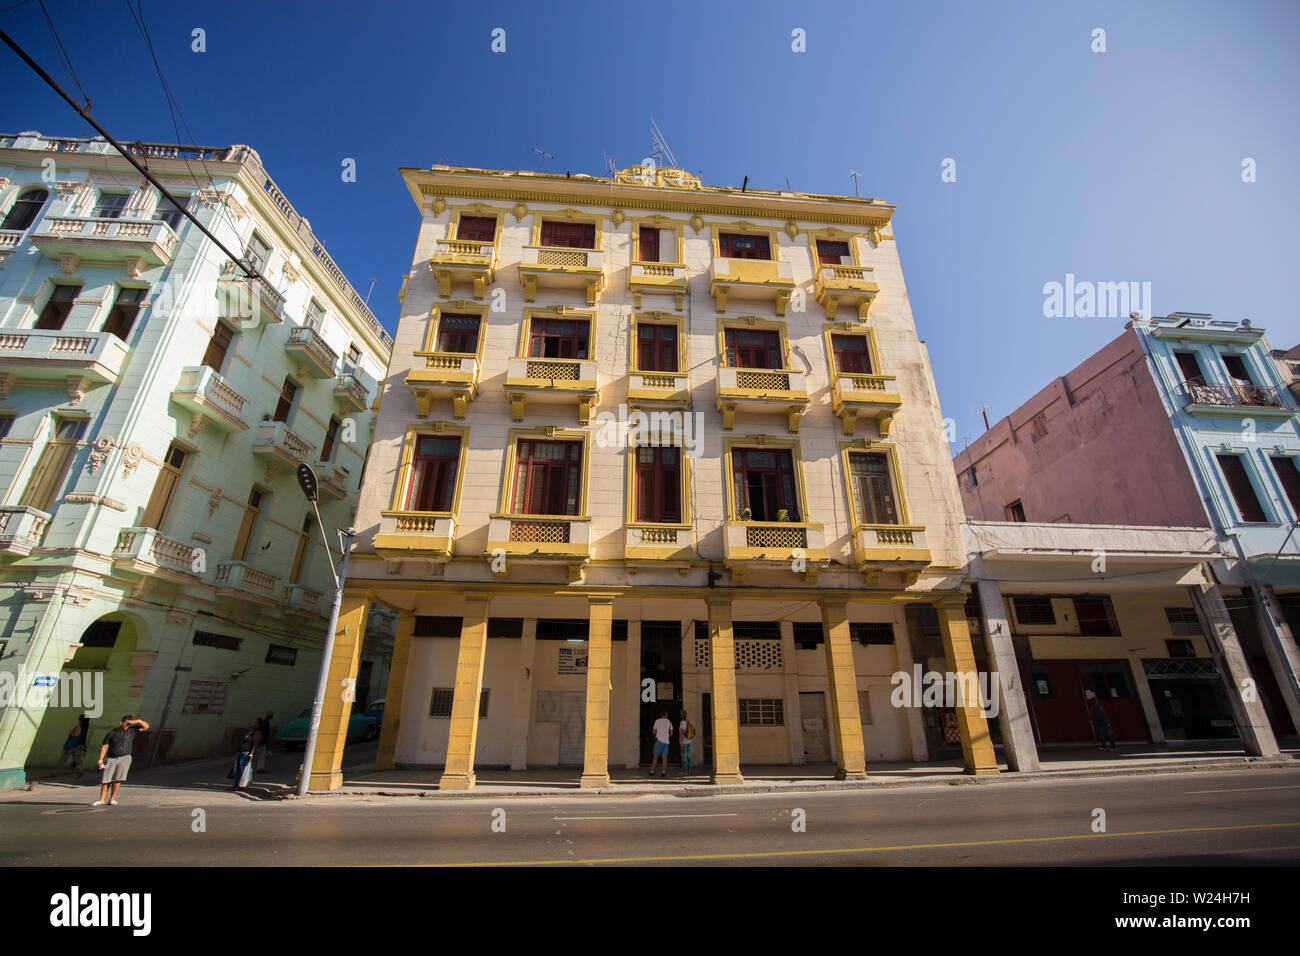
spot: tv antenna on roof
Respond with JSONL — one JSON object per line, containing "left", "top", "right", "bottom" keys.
{"left": 529, "top": 146, "right": 554, "bottom": 171}
{"left": 649, "top": 117, "right": 678, "bottom": 168}
{"left": 848, "top": 170, "right": 861, "bottom": 197}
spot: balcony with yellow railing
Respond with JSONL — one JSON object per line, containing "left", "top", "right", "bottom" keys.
{"left": 853, "top": 524, "right": 931, "bottom": 585}
{"left": 624, "top": 524, "right": 693, "bottom": 570}
{"left": 815, "top": 264, "right": 879, "bottom": 321}
{"left": 627, "top": 370, "right": 689, "bottom": 410}
{"left": 430, "top": 237, "right": 497, "bottom": 299}
{"left": 518, "top": 246, "right": 605, "bottom": 305}
{"left": 716, "top": 366, "right": 810, "bottom": 432}
{"left": 503, "top": 356, "right": 599, "bottom": 424}
{"left": 709, "top": 258, "right": 795, "bottom": 315}
{"left": 832, "top": 372, "right": 902, "bottom": 436}
{"left": 374, "top": 512, "right": 457, "bottom": 563}
{"left": 408, "top": 351, "right": 479, "bottom": 419}
{"left": 723, "top": 520, "right": 828, "bottom": 583}
{"left": 628, "top": 261, "right": 688, "bottom": 309}
{"left": 486, "top": 514, "right": 591, "bottom": 580}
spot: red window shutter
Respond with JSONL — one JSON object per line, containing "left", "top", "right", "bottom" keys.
{"left": 817, "top": 240, "right": 849, "bottom": 265}
{"left": 540, "top": 221, "right": 557, "bottom": 246}
{"left": 639, "top": 227, "right": 660, "bottom": 263}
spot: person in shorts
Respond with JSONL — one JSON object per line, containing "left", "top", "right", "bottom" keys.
{"left": 679, "top": 709, "right": 696, "bottom": 776}
{"left": 649, "top": 709, "right": 673, "bottom": 777}
{"left": 94, "top": 715, "right": 149, "bottom": 806}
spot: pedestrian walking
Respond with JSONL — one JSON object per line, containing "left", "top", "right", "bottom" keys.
{"left": 679, "top": 709, "right": 696, "bottom": 775}
{"left": 49, "top": 714, "right": 90, "bottom": 778}
{"left": 256, "top": 710, "right": 274, "bottom": 772}
{"left": 94, "top": 715, "right": 149, "bottom": 806}
{"left": 232, "top": 717, "right": 264, "bottom": 790}
{"left": 649, "top": 709, "right": 673, "bottom": 777}
{"left": 1092, "top": 699, "right": 1117, "bottom": 750}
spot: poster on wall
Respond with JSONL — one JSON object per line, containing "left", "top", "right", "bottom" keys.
{"left": 558, "top": 645, "right": 588, "bottom": 675}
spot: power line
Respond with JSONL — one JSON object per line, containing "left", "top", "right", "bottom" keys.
{"left": 0, "top": 27, "right": 265, "bottom": 284}
{"left": 37, "top": 0, "right": 90, "bottom": 110}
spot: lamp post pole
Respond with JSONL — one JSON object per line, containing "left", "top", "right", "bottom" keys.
{"left": 295, "top": 463, "right": 354, "bottom": 797}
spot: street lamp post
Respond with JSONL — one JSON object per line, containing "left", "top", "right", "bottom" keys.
{"left": 295, "top": 463, "right": 354, "bottom": 798}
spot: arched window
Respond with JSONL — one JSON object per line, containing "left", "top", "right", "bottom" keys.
{"left": 1, "top": 188, "right": 49, "bottom": 231}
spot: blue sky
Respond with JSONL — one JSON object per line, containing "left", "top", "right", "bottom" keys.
{"left": 2, "top": 0, "right": 1296, "bottom": 448}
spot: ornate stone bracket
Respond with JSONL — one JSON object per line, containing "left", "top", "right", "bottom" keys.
{"left": 60, "top": 253, "right": 79, "bottom": 275}
{"left": 66, "top": 375, "right": 90, "bottom": 405}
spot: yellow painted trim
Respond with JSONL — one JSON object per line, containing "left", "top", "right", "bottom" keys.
{"left": 628, "top": 214, "right": 687, "bottom": 264}
{"left": 445, "top": 203, "right": 506, "bottom": 247}
{"left": 529, "top": 209, "right": 607, "bottom": 251}
{"left": 514, "top": 305, "right": 599, "bottom": 359}
{"left": 721, "top": 435, "right": 812, "bottom": 521}
{"left": 497, "top": 426, "right": 592, "bottom": 516}
{"left": 716, "top": 314, "right": 793, "bottom": 370}
{"left": 623, "top": 432, "right": 693, "bottom": 528}
{"left": 421, "top": 299, "right": 491, "bottom": 367}
{"left": 373, "top": 533, "right": 454, "bottom": 554}
{"left": 630, "top": 309, "right": 688, "bottom": 374}
{"left": 709, "top": 220, "right": 783, "bottom": 261}
{"left": 838, "top": 438, "right": 914, "bottom": 529}
{"left": 822, "top": 324, "right": 885, "bottom": 380}
{"left": 805, "top": 226, "right": 868, "bottom": 269}
{"left": 389, "top": 423, "right": 472, "bottom": 515}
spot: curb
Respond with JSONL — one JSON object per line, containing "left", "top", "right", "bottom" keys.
{"left": 303, "top": 754, "right": 1300, "bottom": 802}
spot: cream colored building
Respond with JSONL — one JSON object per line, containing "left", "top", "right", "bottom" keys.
{"left": 311, "top": 163, "right": 996, "bottom": 790}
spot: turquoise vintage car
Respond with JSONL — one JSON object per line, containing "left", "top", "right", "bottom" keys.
{"left": 275, "top": 708, "right": 377, "bottom": 747}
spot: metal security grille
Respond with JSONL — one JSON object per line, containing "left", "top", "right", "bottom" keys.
{"left": 182, "top": 680, "right": 228, "bottom": 715}
{"left": 536, "top": 619, "right": 589, "bottom": 641}
{"left": 738, "top": 698, "right": 785, "bottom": 726}
{"left": 414, "top": 616, "right": 462, "bottom": 638}
{"left": 736, "top": 639, "right": 782, "bottom": 670}
{"left": 793, "top": 622, "right": 823, "bottom": 649}
{"left": 1142, "top": 658, "right": 1219, "bottom": 678}
{"left": 429, "top": 688, "right": 455, "bottom": 717}
{"left": 509, "top": 520, "right": 571, "bottom": 543}
{"left": 733, "top": 621, "right": 781, "bottom": 640}
{"left": 850, "top": 622, "right": 895, "bottom": 645}
{"left": 745, "top": 525, "right": 807, "bottom": 549}
{"left": 265, "top": 644, "right": 297, "bottom": 666}
{"left": 193, "top": 630, "right": 241, "bottom": 651}
{"left": 734, "top": 370, "right": 789, "bottom": 390}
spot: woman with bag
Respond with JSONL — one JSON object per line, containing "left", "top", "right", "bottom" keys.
{"left": 231, "top": 717, "right": 264, "bottom": 790}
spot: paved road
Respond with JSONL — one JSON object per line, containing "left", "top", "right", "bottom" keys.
{"left": 3, "top": 767, "right": 1298, "bottom": 866}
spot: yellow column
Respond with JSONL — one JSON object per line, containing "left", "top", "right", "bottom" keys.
{"left": 707, "top": 596, "right": 744, "bottom": 784}
{"left": 374, "top": 609, "right": 415, "bottom": 772}
{"left": 308, "top": 592, "right": 370, "bottom": 790}
{"left": 935, "top": 598, "right": 999, "bottom": 775}
{"left": 439, "top": 595, "right": 491, "bottom": 790}
{"left": 580, "top": 595, "right": 615, "bottom": 788}
{"left": 821, "top": 596, "right": 867, "bottom": 779}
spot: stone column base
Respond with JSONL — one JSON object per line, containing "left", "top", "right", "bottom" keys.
{"left": 579, "top": 773, "right": 611, "bottom": 788}
{"left": 438, "top": 772, "right": 476, "bottom": 791}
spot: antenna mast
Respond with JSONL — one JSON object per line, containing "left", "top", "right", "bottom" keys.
{"left": 648, "top": 117, "right": 678, "bottom": 168}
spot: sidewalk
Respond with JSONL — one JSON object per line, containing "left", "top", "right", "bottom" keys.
{"left": 6, "top": 741, "right": 1296, "bottom": 807}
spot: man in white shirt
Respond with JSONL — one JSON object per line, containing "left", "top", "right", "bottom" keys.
{"left": 649, "top": 710, "right": 673, "bottom": 777}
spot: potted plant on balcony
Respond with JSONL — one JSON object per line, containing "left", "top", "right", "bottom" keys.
{"left": 777, "top": 509, "right": 791, "bottom": 522}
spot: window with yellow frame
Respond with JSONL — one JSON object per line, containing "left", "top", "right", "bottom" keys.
{"left": 711, "top": 221, "right": 783, "bottom": 261}
{"left": 515, "top": 306, "right": 597, "bottom": 361}
{"left": 630, "top": 216, "right": 686, "bottom": 265}
{"left": 721, "top": 436, "right": 812, "bottom": 523}
{"left": 495, "top": 427, "right": 591, "bottom": 517}
{"left": 530, "top": 210, "right": 606, "bottom": 251}
{"left": 806, "top": 227, "right": 867, "bottom": 269}
{"left": 422, "top": 301, "right": 490, "bottom": 361}
{"left": 445, "top": 205, "right": 504, "bottom": 246}
{"left": 838, "top": 440, "right": 912, "bottom": 529}
{"left": 630, "top": 311, "right": 687, "bottom": 374}
{"left": 717, "top": 316, "right": 792, "bottom": 370}
{"left": 822, "top": 324, "right": 884, "bottom": 378}
{"left": 387, "top": 425, "right": 471, "bottom": 516}
{"left": 627, "top": 432, "right": 692, "bottom": 527}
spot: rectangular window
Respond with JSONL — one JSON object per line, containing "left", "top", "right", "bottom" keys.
{"left": 512, "top": 439, "right": 582, "bottom": 516}
{"left": 1166, "top": 639, "right": 1195, "bottom": 658}
{"left": 344, "top": 344, "right": 362, "bottom": 374}
{"left": 305, "top": 299, "right": 325, "bottom": 330}
{"left": 792, "top": 622, "right": 823, "bottom": 649}
{"left": 718, "top": 233, "right": 771, "bottom": 260}
{"left": 244, "top": 234, "right": 270, "bottom": 273}
{"left": 738, "top": 698, "right": 785, "bottom": 726}
{"left": 1073, "top": 596, "right": 1118, "bottom": 636}
{"left": 1222, "top": 354, "right": 1253, "bottom": 385}
{"left": 201, "top": 322, "right": 234, "bottom": 373}
{"left": 535, "top": 618, "right": 589, "bottom": 640}
{"left": 851, "top": 622, "right": 895, "bottom": 645}
{"left": 815, "top": 239, "right": 850, "bottom": 265}
{"left": 140, "top": 441, "right": 188, "bottom": 530}
{"left": 732, "top": 447, "right": 799, "bottom": 521}
{"left": 321, "top": 416, "right": 341, "bottom": 463}
{"left": 436, "top": 313, "right": 480, "bottom": 354}
{"left": 102, "top": 286, "right": 146, "bottom": 340}
{"left": 831, "top": 334, "right": 872, "bottom": 375}
{"left": 290, "top": 514, "right": 312, "bottom": 584}
{"left": 1174, "top": 351, "right": 1203, "bottom": 383}
{"left": 848, "top": 451, "right": 899, "bottom": 525}
{"left": 724, "top": 329, "right": 781, "bottom": 369}
{"left": 636, "top": 323, "right": 678, "bottom": 372}
{"left": 265, "top": 644, "right": 297, "bottom": 666}
{"left": 273, "top": 377, "right": 299, "bottom": 423}
{"left": 231, "top": 488, "right": 264, "bottom": 561}
{"left": 528, "top": 318, "right": 589, "bottom": 359}
{"left": 1006, "top": 500, "right": 1026, "bottom": 522}
{"left": 414, "top": 616, "right": 463, "bottom": 638}
{"left": 429, "top": 688, "right": 454, "bottom": 718}
{"left": 1271, "top": 457, "right": 1300, "bottom": 514}
{"left": 1012, "top": 596, "right": 1056, "bottom": 627}
{"left": 457, "top": 215, "right": 497, "bottom": 242}
{"left": 539, "top": 220, "right": 595, "bottom": 249}
{"left": 405, "top": 436, "right": 460, "bottom": 512}
{"left": 35, "top": 285, "right": 78, "bottom": 331}
{"left": 637, "top": 226, "right": 660, "bottom": 263}
{"left": 1217, "top": 454, "right": 1267, "bottom": 522}
{"left": 92, "top": 192, "right": 128, "bottom": 219}
{"left": 634, "top": 445, "right": 681, "bottom": 523}
{"left": 19, "top": 417, "right": 87, "bottom": 511}
{"left": 193, "top": 631, "right": 241, "bottom": 651}
{"left": 156, "top": 194, "right": 187, "bottom": 230}
{"left": 182, "top": 680, "right": 228, "bottom": 715}
{"left": 1164, "top": 606, "right": 1203, "bottom": 637}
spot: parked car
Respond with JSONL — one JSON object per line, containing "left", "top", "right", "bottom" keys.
{"left": 364, "top": 699, "right": 385, "bottom": 733}
{"left": 276, "top": 708, "right": 377, "bottom": 748}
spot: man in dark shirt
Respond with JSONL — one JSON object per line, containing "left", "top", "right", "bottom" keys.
{"left": 94, "top": 714, "right": 149, "bottom": 806}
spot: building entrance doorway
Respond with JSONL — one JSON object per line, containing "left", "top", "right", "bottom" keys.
{"left": 638, "top": 621, "right": 683, "bottom": 765}
{"left": 556, "top": 691, "right": 586, "bottom": 765}
{"left": 800, "top": 692, "right": 831, "bottom": 761}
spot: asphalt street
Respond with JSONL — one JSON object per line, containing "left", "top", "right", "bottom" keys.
{"left": 2, "top": 767, "right": 1298, "bottom": 866}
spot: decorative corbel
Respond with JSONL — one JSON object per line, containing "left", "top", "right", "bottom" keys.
{"left": 123, "top": 256, "right": 143, "bottom": 279}
{"left": 509, "top": 392, "right": 526, "bottom": 422}
{"left": 689, "top": 213, "right": 704, "bottom": 233}
{"left": 784, "top": 221, "right": 799, "bottom": 240}
{"left": 785, "top": 407, "right": 802, "bottom": 433}
{"left": 611, "top": 209, "right": 626, "bottom": 227}
{"left": 66, "top": 375, "right": 90, "bottom": 405}
{"left": 432, "top": 197, "right": 447, "bottom": 215}
{"left": 512, "top": 201, "right": 528, "bottom": 222}
{"left": 60, "top": 253, "right": 79, "bottom": 275}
